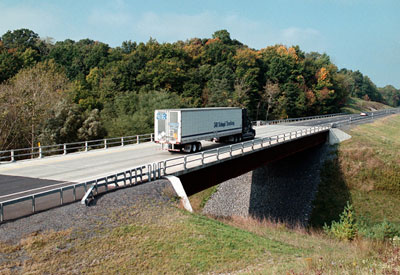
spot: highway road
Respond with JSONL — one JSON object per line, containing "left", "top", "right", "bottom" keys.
{"left": 0, "top": 124, "right": 316, "bottom": 200}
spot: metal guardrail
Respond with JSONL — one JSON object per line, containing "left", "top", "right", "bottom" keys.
{"left": 0, "top": 125, "right": 330, "bottom": 222}
{"left": 253, "top": 108, "right": 400, "bottom": 127}
{"left": 252, "top": 113, "right": 346, "bottom": 126}
{"left": 0, "top": 133, "right": 154, "bottom": 163}
{"left": 329, "top": 108, "right": 400, "bottom": 128}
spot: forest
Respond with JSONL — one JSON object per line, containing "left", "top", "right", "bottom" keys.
{"left": 1, "top": 28, "right": 399, "bottom": 151}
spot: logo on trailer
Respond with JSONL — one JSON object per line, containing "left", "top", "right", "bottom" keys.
{"left": 214, "top": 121, "right": 235, "bottom": 128}
{"left": 156, "top": 112, "right": 167, "bottom": 120}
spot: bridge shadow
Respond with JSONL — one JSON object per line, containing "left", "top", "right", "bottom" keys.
{"left": 308, "top": 150, "right": 352, "bottom": 228}
{"left": 248, "top": 145, "right": 351, "bottom": 227}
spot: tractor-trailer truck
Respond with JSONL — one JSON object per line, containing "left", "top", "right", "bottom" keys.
{"left": 154, "top": 107, "right": 255, "bottom": 153}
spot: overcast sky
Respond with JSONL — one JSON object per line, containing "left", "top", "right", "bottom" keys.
{"left": 1, "top": 0, "right": 399, "bottom": 88}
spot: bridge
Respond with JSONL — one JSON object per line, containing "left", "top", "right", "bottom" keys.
{"left": 0, "top": 109, "right": 398, "bottom": 222}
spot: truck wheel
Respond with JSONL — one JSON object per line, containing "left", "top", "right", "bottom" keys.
{"left": 184, "top": 144, "right": 192, "bottom": 153}
{"left": 196, "top": 142, "right": 202, "bottom": 152}
{"left": 191, "top": 143, "right": 197, "bottom": 153}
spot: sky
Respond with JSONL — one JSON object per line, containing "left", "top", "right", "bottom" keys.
{"left": 0, "top": 0, "right": 399, "bottom": 88}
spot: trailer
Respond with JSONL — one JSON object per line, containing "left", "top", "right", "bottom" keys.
{"left": 154, "top": 107, "right": 255, "bottom": 153}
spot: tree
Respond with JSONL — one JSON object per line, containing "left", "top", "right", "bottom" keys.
{"left": 77, "top": 109, "right": 106, "bottom": 140}
{"left": 207, "top": 78, "right": 231, "bottom": 107}
{"left": 229, "top": 79, "right": 250, "bottom": 108}
{"left": 1, "top": 60, "right": 69, "bottom": 149}
{"left": 0, "top": 49, "right": 23, "bottom": 83}
{"left": 259, "top": 81, "right": 280, "bottom": 121}
{"left": 1, "top": 29, "right": 39, "bottom": 52}
{"left": 0, "top": 83, "right": 23, "bottom": 150}
{"left": 212, "top": 30, "right": 232, "bottom": 44}
{"left": 101, "top": 90, "right": 184, "bottom": 137}
{"left": 39, "top": 101, "right": 83, "bottom": 145}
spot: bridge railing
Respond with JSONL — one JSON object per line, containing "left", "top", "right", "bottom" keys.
{"left": 0, "top": 125, "right": 330, "bottom": 222}
{"left": 252, "top": 112, "right": 347, "bottom": 126}
{"left": 0, "top": 133, "right": 154, "bottom": 163}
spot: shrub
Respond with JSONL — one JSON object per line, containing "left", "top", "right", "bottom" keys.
{"left": 324, "top": 201, "right": 358, "bottom": 241}
{"left": 358, "top": 218, "right": 400, "bottom": 241}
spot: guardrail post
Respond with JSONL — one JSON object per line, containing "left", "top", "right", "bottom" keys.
{"left": 147, "top": 164, "right": 152, "bottom": 181}
{"left": 230, "top": 145, "right": 233, "bottom": 157}
{"left": 241, "top": 143, "right": 244, "bottom": 154}
{"left": 184, "top": 156, "right": 187, "bottom": 169}
{"left": 39, "top": 146, "right": 43, "bottom": 158}
{"left": 11, "top": 150, "right": 15, "bottom": 162}
{"left": 163, "top": 161, "right": 167, "bottom": 175}
{"left": 85, "top": 141, "right": 88, "bottom": 152}
{"left": 60, "top": 189, "right": 63, "bottom": 205}
{"left": 73, "top": 186, "right": 76, "bottom": 201}
{"left": 151, "top": 133, "right": 154, "bottom": 142}
{"left": 121, "top": 137, "right": 124, "bottom": 146}
{"left": 138, "top": 167, "right": 143, "bottom": 182}
{"left": 104, "top": 139, "right": 107, "bottom": 149}
{"left": 137, "top": 135, "right": 139, "bottom": 144}
{"left": 217, "top": 148, "right": 220, "bottom": 160}
{"left": 201, "top": 152, "right": 205, "bottom": 165}
{"left": 0, "top": 203, "right": 3, "bottom": 222}
{"left": 32, "top": 195, "right": 36, "bottom": 213}
{"left": 63, "top": 144, "right": 67, "bottom": 155}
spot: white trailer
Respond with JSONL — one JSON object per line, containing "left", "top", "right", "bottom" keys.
{"left": 154, "top": 107, "right": 255, "bottom": 153}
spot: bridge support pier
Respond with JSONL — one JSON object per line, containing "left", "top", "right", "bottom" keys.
{"left": 164, "top": 175, "right": 193, "bottom": 212}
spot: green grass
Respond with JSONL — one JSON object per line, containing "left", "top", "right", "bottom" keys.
{"left": 339, "top": 114, "right": 400, "bottom": 193}
{"left": 189, "top": 185, "right": 218, "bottom": 212}
{"left": 1, "top": 201, "right": 400, "bottom": 274}
{"left": 311, "top": 114, "right": 400, "bottom": 242}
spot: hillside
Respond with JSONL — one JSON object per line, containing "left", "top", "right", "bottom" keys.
{"left": 342, "top": 97, "right": 391, "bottom": 114}
{"left": 311, "top": 114, "right": 400, "bottom": 236}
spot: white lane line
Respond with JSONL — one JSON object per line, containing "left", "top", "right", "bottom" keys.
{"left": 0, "top": 180, "right": 73, "bottom": 199}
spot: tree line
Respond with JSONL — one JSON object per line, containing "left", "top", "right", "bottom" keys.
{"left": 1, "top": 28, "right": 399, "bottom": 151}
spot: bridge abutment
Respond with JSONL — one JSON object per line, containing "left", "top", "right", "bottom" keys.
{"left": 202, "top": 144, "right": 330, "bottom": 226}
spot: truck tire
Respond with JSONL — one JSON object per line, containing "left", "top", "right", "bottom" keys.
{"left": 196, "top": 142, "right": 202, "bottom": 152}
{"left": 184, "top": 144, "right": 192, "bottom": 153}
{"left": 191, "top": 143, "right": 197, "bottom": 153}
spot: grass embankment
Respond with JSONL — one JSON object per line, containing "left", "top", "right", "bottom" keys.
{"left": 1, "top": 203, "right": 399, "bottom": 274}
{"left": 312, "top": 114, "right": 400, "bottom": 237}
{"left": 342, "top": 97, "right": 391, "bottom": 114}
